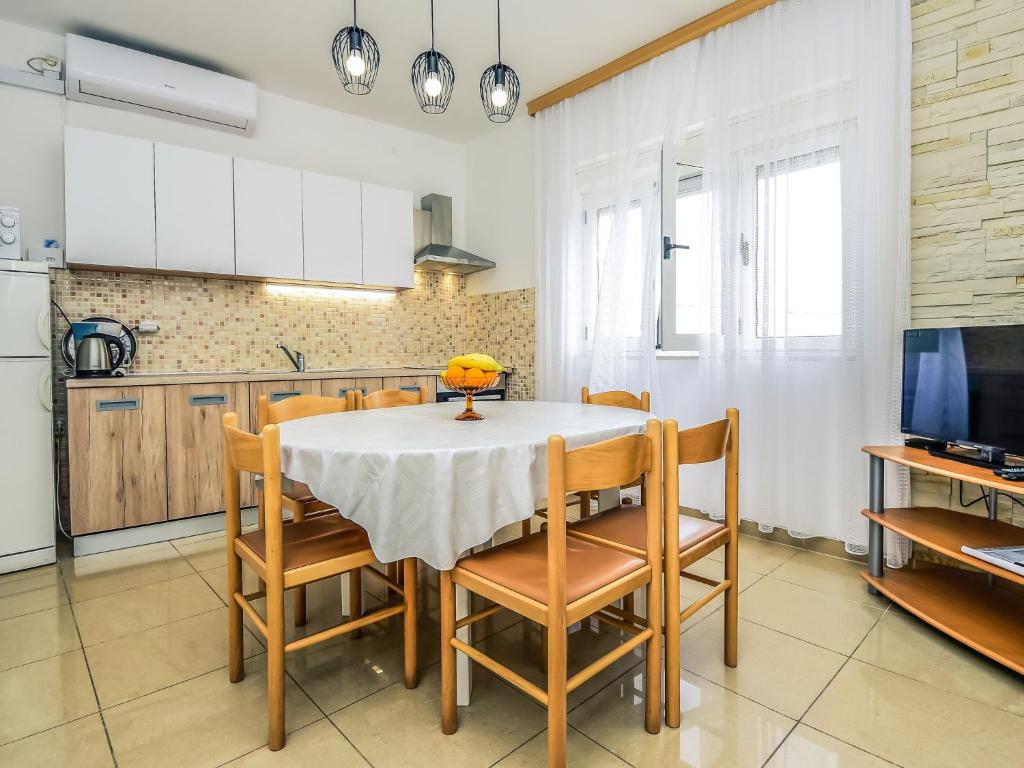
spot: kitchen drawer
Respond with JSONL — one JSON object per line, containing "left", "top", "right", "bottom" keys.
{"left": 381, "top": 375, "right": 436, "bottom": 402}
{"left": 67, "top": 386, "right": 167, "bottom": 534}
{"left": 166, "top": 383, "right": 252, "bottom": 520}
{"left": 320, "top": 377, "right": 383, "bottom": 400}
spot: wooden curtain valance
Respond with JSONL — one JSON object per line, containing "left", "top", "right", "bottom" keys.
{"left": 526, "top": 0, "right": 778, "bottom": 116}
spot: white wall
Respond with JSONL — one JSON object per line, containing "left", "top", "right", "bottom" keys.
{"left": 464, "top": 117, "right": 536, "bottom": 295}
{"left": 0, "top": 18, "right": 467, "bottom": 259}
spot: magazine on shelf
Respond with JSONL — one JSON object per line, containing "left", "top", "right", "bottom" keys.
{"left": 961, "top": 545, "right": 1024, "bottom": 578}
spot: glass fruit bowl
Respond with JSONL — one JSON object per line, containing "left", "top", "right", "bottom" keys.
{"left": 439, "top": 372, "right": 501, "bottom": 421}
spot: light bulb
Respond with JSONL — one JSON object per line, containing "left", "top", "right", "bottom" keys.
{"left": 490, "top": 86, "right": 508, "bottom": 108}
{"left": 345, "top": 50, "right": 366, "bottom": 77}
{"left": 424, "top": 73, "right": 442, "bottom": 98}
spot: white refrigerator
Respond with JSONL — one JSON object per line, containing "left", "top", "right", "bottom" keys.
{"left": 0, "top": 260, "right": 55, "bottom": 574}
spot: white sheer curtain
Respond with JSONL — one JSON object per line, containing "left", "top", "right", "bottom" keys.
{"left": 536, "top": 0, "right": 911, "bottom": 562}
{"left": 673, "top": 0, "right": 912, "bottom": 563}
{"left": 535, "top": 43, "right": 700, "bottom": 403}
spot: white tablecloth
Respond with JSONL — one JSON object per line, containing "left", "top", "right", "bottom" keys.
{"left": 276, "top": 400, "right": 650, "bottom": 570}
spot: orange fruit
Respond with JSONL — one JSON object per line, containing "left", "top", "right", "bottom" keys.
{"left": 445, "top": 365, "right": 466, "bottom": 383}
{"left": 463, "top": 367, "right": 486, "bottom": 388}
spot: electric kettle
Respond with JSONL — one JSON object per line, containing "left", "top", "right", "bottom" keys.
{"left": 75, "top": 333, "right": 126, "bottom": 377}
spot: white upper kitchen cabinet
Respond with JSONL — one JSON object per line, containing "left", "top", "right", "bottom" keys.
{"left": 64, "top": 127, "right": 156, "bottom": 269}
{"left": 302, "top": 171, "right": 362, "bottom": 284}
{"left": 361, "top": 182, "right": 415, "bottom": 289}
{"left": 154, "top": 143, "right": 235, "bottom": 274}
{"left": 233, "top": 158, "right": 303, "bottom": 280}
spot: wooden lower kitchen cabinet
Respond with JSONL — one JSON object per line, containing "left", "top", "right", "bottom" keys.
{"left": 320, "top": 377, "right": 383, "bottom": 399}
{"left": 67, "top": 386, "right": 168, "bottom": 534}
{"left": 381, "top": 375, "right": 437, "bottom": 402}
{"left": 166, "top": 383, "right": 252, "bottom": 519}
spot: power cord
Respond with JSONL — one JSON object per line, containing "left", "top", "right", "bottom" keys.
{"left": 959, "top": 480, "right": 1024, "bottom": 512}
{"left": 53, "top": 417, "right": 73, "bottom": 541}
{"left": 26, "top": 56, "right": 59, "bottom": 75}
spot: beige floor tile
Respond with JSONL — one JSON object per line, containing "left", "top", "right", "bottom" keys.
{"left": 0, "top": 604, "right": 81, "bottom": 671}
{"left": 738, "top": 577, "right": 883, "bottom": 655}
{"left": 0, "top": 650, "right": 98, "bottom": 745}
{"left": 199, "top": 563, "right": 262, "bottom": 605}
{"left": 223, "top": 719, "right": 369, "bottom": 767}
{"left": 286, "top": 604, "right": 440, "bottom": 715}
{"left": 769, "top": 551, "right": 889, "bottom": 609}
{"left": 675, "top": 560, "right": 763, "bottom": 631}
{"left": 705, "top": 534, "right": 799, "bottom": 574}
{"left": 479, "top": 621, "right": 646, "bottom": 711}
{"left": 172, "top": 535, "right": 228, "bottom": 572}
{"left": 330, "top": 664, "right": 547, "bottom": 768}
{"left": 765, "top": 724, "right": 894, "bottom": 768}
{"left": 73, "top": 573, "right": 222, "bottom": 647}
{"left": 804, "top": 659, "right": 1024, "bottom": 768}
{"left": 680, "top": 617, "right": 845, "bottom": 719}
{"left": 0, "top": 714, "right": 113, "bottom": 768}
{"left": 569, "top": 666, "right": 794, "bottom": 767}
{"left": 103, "top": 657, "right": 320, "bottom": 768}
{"left": 0, "top": 564, "right": 62, "bottom": 598}
{"left": 493, "top": 726, "right": 631, "bottom": 767}
{"left": 0, "top": 579, "right": 68, "bottom": 621}
{"left": 62, "top": 542, "right": 194, "bottom": 603}
{"left": 854, "top": 610, "right": 1024, "bottom": 717}
{"left": 85, "top": 607, "right": 262, "bottom": 708}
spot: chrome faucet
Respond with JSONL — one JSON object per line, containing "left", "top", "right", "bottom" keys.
{"left": 276, "top": 342, "right": 305, "bottom": 372}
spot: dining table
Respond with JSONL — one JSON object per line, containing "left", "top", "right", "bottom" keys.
{"left": 276, "top": 399, "right": 651, "bottom": 704}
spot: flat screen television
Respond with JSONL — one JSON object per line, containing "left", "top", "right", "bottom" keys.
{"left": 902, "top": 325, "right": 1024, "bottom": 462}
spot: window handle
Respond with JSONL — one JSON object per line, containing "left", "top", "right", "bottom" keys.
{"left": 663, "top": 235, "right": 690, "bottom": 260}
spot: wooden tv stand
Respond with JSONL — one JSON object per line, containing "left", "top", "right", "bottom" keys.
{"left": 862, "top": 446, "right": 1024, "bottom": 675}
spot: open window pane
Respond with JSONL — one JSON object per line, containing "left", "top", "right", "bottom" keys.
{"left": 674, "top": 182, "right": 709, "bottom": 335}
{"left": 755, "top": 149, "right": 842, "bottom": 339}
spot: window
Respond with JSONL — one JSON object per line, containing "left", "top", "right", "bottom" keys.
{"left": 752, "top": 147, "right": 843, "bottom": 340}
{"left": 582, "top": 198, "right": 647, "bottom": 341}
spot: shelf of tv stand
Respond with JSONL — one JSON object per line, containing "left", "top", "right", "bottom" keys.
{"left": 862, "top": 446, "right": 1024, "bottom": 676}
{"left": 861, "top": 507, "right": 1024, "bottom": 587}
{"left": 862, "top": 566, "right": 1024, "bottom": 675}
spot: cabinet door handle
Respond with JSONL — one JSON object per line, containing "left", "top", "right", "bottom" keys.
{"left": 37, "top": 307, "right": 51, "bottom": 350}
{"left": 97, "top": 398, "right": 139, "bottom": 412}
{"left": 270, "top": 390, "right": 301, "bottom": 403}
{"left": 400, "top": 386, "right": 420, "bottom": 393}
{"left": 339, "top": 387, "right": 367, "bottom": 397}
{"left": 38, "top": 369, "right": 52, "bottom": 413}
{"left": 190, "top": 394, "right": 228, "bottom": 407}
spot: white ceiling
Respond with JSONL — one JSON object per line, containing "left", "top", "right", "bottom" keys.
{"left": 0, "top": 0, "right": 726, "bottom": 143}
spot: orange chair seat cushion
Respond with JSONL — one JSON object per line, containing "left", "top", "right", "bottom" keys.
{"left": 571, "top": 505, "right": 726, "bottom": 554}
{"left": 456, "top": 533, "right": 646, "bottom": 605}
{"left": 237, "top": 515, "right": 370, "bottom": 572}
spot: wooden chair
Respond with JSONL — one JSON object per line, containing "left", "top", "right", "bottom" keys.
{"left": 222, "top": 412, "right": 418, "bottom": 751}
{"left": 257, "top": 392, "right": 359, "bottom": 626}
{"left": 568, "top": 409, "right": 739, "bottom": 728}
{"left": 521, "top": 387, "right": 650, "bottom": 534}
{"left": 358, "top": 385, "right": 427, "bottom": 410}
{"left": 441, "top": 420, "right": 663, "bottom": 766}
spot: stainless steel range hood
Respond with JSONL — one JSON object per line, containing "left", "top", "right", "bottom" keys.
{"left": 413, "top": 194, "right": 495, "bottom": 275}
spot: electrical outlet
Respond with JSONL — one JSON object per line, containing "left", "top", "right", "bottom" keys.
{"left": 138, "top": 320, "right": 160, "bottom": 333}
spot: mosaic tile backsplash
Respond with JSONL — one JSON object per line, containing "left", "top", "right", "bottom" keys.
{"left": 50, "top": 268, "right": 536, "bottom": 399}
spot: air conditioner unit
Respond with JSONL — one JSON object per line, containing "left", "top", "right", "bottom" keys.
{"left": 65, "top": 34, "right": 258, "bottom": 135}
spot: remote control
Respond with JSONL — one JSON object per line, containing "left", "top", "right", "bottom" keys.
{"left": 994, "top": 467, "right": 1024, "bottom": 481}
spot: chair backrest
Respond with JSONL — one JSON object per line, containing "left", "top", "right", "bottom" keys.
{"left": 222, "top": 413, "right": 284, "bottom": 572}
{"left": 257, "top": 392, "right": 356, "bottom": 431}
{"left": 546, "top": 419, "right": 662, "bottom": 615}
{"left": 581, "top": 387, "right": 650, "bottom": 413}
{"left": 360, "top": 385, "right": 427, "bottom": 410}
{"left": 663, "top": 408, "right": 739, "bottom": 557}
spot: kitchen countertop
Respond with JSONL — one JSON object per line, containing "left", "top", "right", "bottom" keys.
{"left": 65, "top": 366, "right": 448, "bottom": 388}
